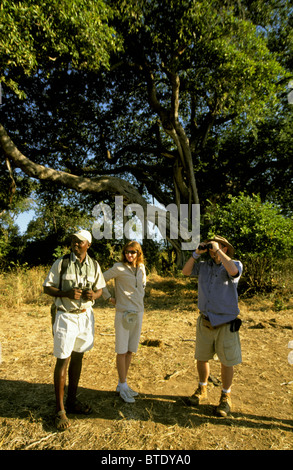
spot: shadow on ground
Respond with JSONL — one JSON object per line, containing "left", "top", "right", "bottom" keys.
{"left": 1, "top": 379, "right": 292, "bottom": 434}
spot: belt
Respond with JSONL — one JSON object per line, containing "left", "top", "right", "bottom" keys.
{"left": 200, "top": 314, "right": 229, "bottom": 330}
{"left": 58, "top": 308, "right": 87, "bottom": 315}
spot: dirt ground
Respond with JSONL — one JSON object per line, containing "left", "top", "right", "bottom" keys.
{"left": 0, "top": 274, "right": 292, "bottom": 451}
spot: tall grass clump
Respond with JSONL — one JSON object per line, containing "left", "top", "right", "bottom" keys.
{"left": 0, "top": 264, "right": 50, "bottom": 309}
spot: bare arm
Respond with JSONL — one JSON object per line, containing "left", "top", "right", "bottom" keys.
{"left": 214, "top": 248, "right": 239, "bottom": 277}
{"left": 209, "top": 241, "right": 239, "bottom": 277}
{"left": 43, "top": 285, "right": 82, "bottom": 300}
{"left": 182, "top": 256, "right": 197, "bottom": 276}
{"left": 44, "top": 285, "right": 104, "bottom": 301}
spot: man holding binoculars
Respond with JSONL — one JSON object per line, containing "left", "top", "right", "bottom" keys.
{"left": 182, "top": 235, "right": 243, "bottom": 417}
{"left": 43, "top": 229, "right": 105, "bottom": 430}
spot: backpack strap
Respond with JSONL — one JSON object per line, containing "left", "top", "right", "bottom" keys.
{"left": 51, "top": 253, "right": 70, "bottom": 334}
{"left": 58, "top": 253, "right": 70, "bottom": 290}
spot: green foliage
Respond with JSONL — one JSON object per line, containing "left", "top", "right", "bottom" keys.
{"left": 113, "top": 0, "right": 287, "bottom": 122}
{"left": 203, "top": 193, "right": 293, "bottom": 259}
{"left": 0, "top": 0, "right": 122, "bottom": 97}
{"left": 0, "top": 205, "right": 29, "bottom": 269}
{"left": 1, "top": 0, "right": 290, "bottom": 214}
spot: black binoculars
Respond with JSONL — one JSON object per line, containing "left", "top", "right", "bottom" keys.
{"left": 78, "top": 282, "right": 91, "bottom": 294}
{"left": 198, "top": 243, "right": 213, "bottom": 250}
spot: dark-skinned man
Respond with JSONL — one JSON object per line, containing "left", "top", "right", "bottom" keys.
{"left": 43, "top": 230, "right": 105, "bottom": 430}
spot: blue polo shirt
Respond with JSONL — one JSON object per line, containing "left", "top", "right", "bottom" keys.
{"left": 191, "top": 259, "right": 243, "bottom": 327}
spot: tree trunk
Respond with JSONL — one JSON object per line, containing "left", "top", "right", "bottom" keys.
{"left": 144, "top": 65, "right": 199, "bottom": 207}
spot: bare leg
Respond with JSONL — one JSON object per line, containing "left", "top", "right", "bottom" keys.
{"left": 197, "top": 360, "right": 209, "bottom": 383}
{"left": 54, "top": 357, "right": 70, "bottom": 413}
{"left": 124, "top": 351, "right": 132, "bottom": 381}
{"left": 67, "top": 351, "right": 84, "bottom": 404}
{"left": 221, "top": 363, "right": 234, "bottom": 391}
{"left": 189, "top": 360, "right": 209, "bottom": 405}
{"left": 116, "top": 351, "right": 132, "bottom": 384}
{"left": 54, "top": 357, "right": 71, "bottom": 430}
{"left": 216, "top": 364, "right": 234, "bottom": 417}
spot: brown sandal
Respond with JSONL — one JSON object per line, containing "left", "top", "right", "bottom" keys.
{"left": 55, "top": 410, "right": 71, "bottom": 430}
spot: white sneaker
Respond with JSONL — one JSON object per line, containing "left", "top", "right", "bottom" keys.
{"left": 119, "top": 388, "right": 135, "bottom": 403}
{"left": 116, "top": 384, "right": 139, "bottom": 397}
{"left": 127, "top": 386, "right": 139, "bottom": 397}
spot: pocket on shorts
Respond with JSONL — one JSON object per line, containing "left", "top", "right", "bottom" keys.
{"left": 53, "top": 313, "right": 76, "bottom": 358}
{"left": 223, "top": 335, "right": 241, "bottom": 363}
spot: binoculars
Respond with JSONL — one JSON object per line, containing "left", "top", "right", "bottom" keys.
{"left": 78, "top": 282, "right": 91, "bottom": 295}
{"left": 198, "top": 243, "right": 213, "bottom": 250}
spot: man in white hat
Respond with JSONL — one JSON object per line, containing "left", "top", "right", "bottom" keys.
{"left": 43, "top": 229, "right": 105, "bottom": 430}
{"left": 182, "top": 235, "right": 243, "bottom": 417}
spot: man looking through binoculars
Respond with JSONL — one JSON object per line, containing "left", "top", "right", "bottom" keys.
{"left": 182, "top": 235, "right": 243, "bottom": 417}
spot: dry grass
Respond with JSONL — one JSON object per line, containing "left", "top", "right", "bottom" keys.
{"left": 0, "top": 269, "right": 292, "bottom": 451}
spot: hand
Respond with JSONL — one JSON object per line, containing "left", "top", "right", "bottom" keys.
{"left": 109, "top": 297, "right": 116, "bottom": 305}
{"left": 68, "top": 287, "right": 83, "bottom": 300}
{"left": 209, "top": 241, "right": 220, "bottom": 253}
{"left": 81, "top": 289, "right": 96, "bottom": 301}
{"left": 196, "top": 243, "right": 208, "bottom": 254}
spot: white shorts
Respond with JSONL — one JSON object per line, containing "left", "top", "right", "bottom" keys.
{"left": 53, "top": 309, "right": 95, "bottom": 359}
{"left": 115, "top": 310, "right": 143, "bottom": 354}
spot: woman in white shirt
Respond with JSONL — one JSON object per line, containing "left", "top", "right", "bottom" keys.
{"left": 103, "top": 241, "right": 146, "bottom": 403}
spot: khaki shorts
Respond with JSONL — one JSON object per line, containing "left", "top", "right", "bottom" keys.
{"left": 195, "top": 315, "right": 242, "bottom": 366}
{"left": 53, "top": 310, "right": 94, "bottom": 359}
{"left": 115, "top": 310, "right": 143, "bottom": 354}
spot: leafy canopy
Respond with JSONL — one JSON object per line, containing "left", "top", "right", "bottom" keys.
{"left": 0, "top": 0, "right": 122, "bottom": 97}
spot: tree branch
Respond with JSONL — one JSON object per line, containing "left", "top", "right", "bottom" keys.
{"left": 0, "top": 123, "right": 189, "bottom": 267}
{"left": 0, "top": 123, "right": 147, "bottom": 207}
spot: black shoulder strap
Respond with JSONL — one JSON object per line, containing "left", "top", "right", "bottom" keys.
{"left": 58, "top": 253, "right": 70, "bottom": 290}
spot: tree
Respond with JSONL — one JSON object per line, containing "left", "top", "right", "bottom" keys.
{"left": 0, "top": 0, "right": 290, "bottom": 264}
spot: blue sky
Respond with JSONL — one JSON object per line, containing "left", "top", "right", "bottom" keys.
{"left": 15, "top": 210, "right": 35, "bottom": 234}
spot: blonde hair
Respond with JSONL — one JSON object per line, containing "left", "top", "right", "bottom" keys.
{"left": 121, "top": 240, "right": 144, "bottom": 266}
